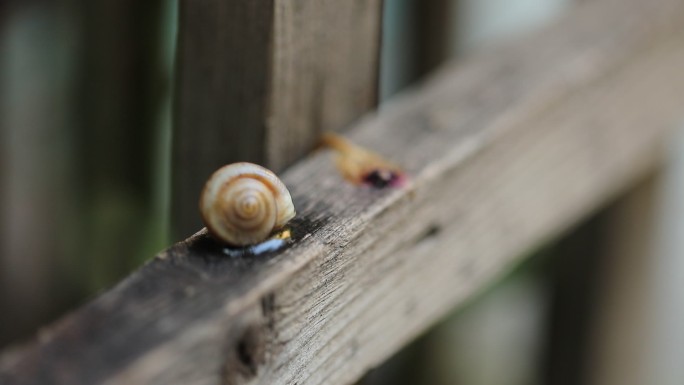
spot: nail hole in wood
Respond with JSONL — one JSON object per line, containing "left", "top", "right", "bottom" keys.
{"left": 415, "top": 224, "right": 441, "bottom": 244}
{"left": 223, "top": 324, "right": 265, "bottom": 385}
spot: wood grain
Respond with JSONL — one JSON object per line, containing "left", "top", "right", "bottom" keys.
{"left": 4, "top": 0, "right": 684, "bottom": 383}
{"left": 171, "top": 0, "right": 383, "bottom": 239}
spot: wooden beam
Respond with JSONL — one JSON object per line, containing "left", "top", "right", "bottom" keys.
{"left": 4, "top": 0, "right": 684, "bottom": 383}
{"left": 171, "top": 0, "right": 383, "bottom": 239}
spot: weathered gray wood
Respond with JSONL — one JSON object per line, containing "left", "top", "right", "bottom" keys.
{"left": 4, "top": 0, "right": 684, "bottom": 383}
{"left": 172, "top": 0, "right": 383, "bottom": 239}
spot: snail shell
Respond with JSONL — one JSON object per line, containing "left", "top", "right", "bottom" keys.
{"left": 200, "top": 162, "right": 296, "bottom": 246}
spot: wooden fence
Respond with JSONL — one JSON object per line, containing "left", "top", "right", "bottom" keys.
{"left": 3, "top": 0, "right": 684, "bottom": 383}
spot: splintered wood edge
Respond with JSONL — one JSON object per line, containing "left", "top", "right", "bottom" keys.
{"left": 4, "top": 0, "right": 684, "bottom": 384}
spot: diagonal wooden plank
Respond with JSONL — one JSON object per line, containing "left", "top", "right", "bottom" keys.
{"left": 3, "top": 0, "right": 684, "bottom": 384}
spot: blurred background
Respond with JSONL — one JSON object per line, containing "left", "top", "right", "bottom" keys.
{"left": 1, "top": 0, "right": 683, "bottom": 384}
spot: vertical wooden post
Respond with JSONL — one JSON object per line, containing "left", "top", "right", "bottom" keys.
{"left": 172, "top": 0, "right": 383, "bottom": 239}
{"left": 540, "top": 216, "right": 606, "bottom": 385}
{"left": 380, "top": 0, "right": 452, "bottom": 101}
{"left": 543, "top": 173, "right": 673, "bottom": 385}
{"left": 589, "top": 141, "right": 684, "bottom": 385}
{"left": 587, "top": 175, "right": 661, "bottom": 385}
{"left": 0, "top": 2, "right": 74, "bottom": 346}
{"left": 74, "top": 0, "right": 170, "bottom": 289}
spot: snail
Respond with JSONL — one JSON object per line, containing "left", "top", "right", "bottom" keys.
{"left": 199, "top": 162, "right": 296, "bottom": 247}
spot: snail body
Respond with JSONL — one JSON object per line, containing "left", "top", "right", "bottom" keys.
{"left": 200, "top": 162, "right": 295, "bottom": 246}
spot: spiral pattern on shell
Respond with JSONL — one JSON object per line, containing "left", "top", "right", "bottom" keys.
{"left": 200, "top": 162, "right": 296, "bottom": 246}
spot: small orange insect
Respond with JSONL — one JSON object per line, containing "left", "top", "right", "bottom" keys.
{"left": 321, "top": 133, "right": 407, "bottom": 188}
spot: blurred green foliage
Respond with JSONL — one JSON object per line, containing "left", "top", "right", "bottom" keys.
{"left": 0, "top": 0, "right": 176, "bottom": 347}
